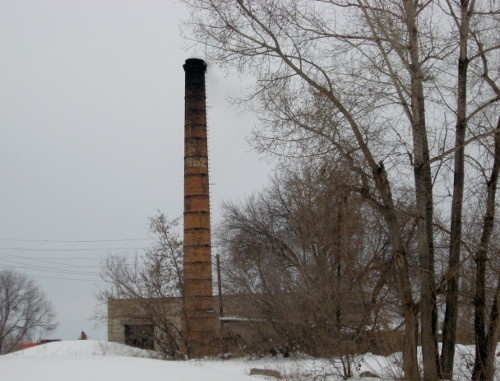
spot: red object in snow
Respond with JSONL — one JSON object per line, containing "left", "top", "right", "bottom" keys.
{"left": 18, "top": 339, "right": 61, "bottom": 351}
{"left": 19, "top": 342, "right": 40, "bottom": 349}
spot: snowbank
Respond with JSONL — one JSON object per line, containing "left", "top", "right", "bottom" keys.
{"left": 5, "top": 340, "right": 155, "bottom": 358}
{"left": 1, "top": 356, "right": 257, "bottom": 381}
{"left": 1, "top": 340, "right": 497, "bottom": 380}
{"left": 1, "top": 341, "right": 255, "bottom": 381}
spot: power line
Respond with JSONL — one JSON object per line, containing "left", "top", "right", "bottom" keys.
{"left": 0, "top": 258, "right": 100, "bottom": 277}
{"left": 0, "top": 247, "right": 149, "bottom": 252}
{"left": 0, "top": 251, "right": 144, "bottom": 260}
{"left": 0, "top": 253, "right": 101, "bottom": 268}
{"left": 3, "top": 269, "right": 99, "bottom": 282}
{"left": 0, "top": 255, "right": 138, "bottom": 260}
{"left": 0, "top": 238, "right": 150, "bottom": 243}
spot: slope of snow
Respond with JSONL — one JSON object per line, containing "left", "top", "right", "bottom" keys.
{"left": 2, "top": 356, "right": 259, "bottom": 381}
{"left": 5, "top": 340, "right": 155, "bottom": 358}
{"left": 1, "top": 340, "right": 497, "bottom": 380}
{"left": 1, "top": 341, "right": 255, "bottom": 381}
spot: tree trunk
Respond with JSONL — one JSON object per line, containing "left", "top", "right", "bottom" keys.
{"left": 472, "top": 117, "right": 500, "bottom": 381}
{"left": 441, "top": 1, "right": 472, "bottom": 378}
{"left": 484, "top": 276, "right": 500, "bottom": 381}
{"left": 375, "top": 163, "right": 420, "bottom": 380}
{"left": 403, "top": 1, "right": 440, "bottom": 379}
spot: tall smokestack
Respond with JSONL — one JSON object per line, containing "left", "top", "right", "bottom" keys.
{"left": 182, "top": 58, "right": 215, "bottom": 357}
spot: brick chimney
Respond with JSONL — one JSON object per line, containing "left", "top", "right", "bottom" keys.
{"left": 182, "top": 58, "right": 216, "bottom": 357}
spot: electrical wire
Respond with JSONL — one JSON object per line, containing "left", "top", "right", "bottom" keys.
{"left": 0, "top": 247, "right": 148, "bottom": 252}
{"left": 0, "top": 252, "right": 140, "bottom": 268}
{"left": 0, "top": 249, "right": 144, "bottom": 260}
{"left": 3, "top": 269, "right": 100, "bottom": 282}
{"left": 0, "top": 253, "right": 101, "bottom": 269}
{"left": 0, "top": 258, "right": 100, "bottom": 277}
{"left": 0, "top": 238, "right": 149, "bottom": 242}
{"left": 0, "top": 240, "right": 151, "bottom": 282}
{"left": 0, "top": 255, "right": 136, "bottom": 260}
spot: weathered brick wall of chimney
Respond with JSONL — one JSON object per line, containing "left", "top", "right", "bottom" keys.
{"left": 182, "top": 58, "right": 216, "bottom": 357}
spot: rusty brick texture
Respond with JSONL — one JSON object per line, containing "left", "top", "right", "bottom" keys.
{"left": 182, "top": 58, "right": 216, "bottom": 357}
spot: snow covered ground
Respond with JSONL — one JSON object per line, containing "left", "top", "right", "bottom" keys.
{"left": 200, "top": 344, "right": 497, "bottom": 380}
{"left": 1, "top": 340, "right": 497, "bottom": 380}
{"left": 1, "top": 341, "right": 254, "bottom": 381}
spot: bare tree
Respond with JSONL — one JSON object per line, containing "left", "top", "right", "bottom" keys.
{"left": 99, "top": 213, "right": 188, "bottom": 358}
{"left": 183, "top": 1, "right": 499, "bottom": 379}
{"left": 441, "top": 2, "right": 499, "bottom": 378}
{"left": 439, "top": 0, "right": 473, "bottom": 376}
{"left": 0, "top": 270, "right": 57, "bottom": 354}
{"left": 218, "top": 162, "right": 404, "bottom": 371}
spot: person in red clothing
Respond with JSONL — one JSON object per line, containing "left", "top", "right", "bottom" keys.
{"left": 79, "top": 331, "right": 87, "bottom": 340}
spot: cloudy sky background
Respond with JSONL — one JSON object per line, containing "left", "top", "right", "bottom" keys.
{"left": 0, "top": 0, "right": 272, "bottom": 340}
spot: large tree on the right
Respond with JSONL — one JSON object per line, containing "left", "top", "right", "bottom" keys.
{"left": 183, "top": 1, "right": 499, "bottom": 379}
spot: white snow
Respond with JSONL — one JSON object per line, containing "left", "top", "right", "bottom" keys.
{"left": 6, "top": 340, "right": 155, "bottom": 358}
{"left": 1, "top": 340, "right": 497, "bottom": 380}
{"left": 1, "top": 341, "right": 254, "bottom": 381}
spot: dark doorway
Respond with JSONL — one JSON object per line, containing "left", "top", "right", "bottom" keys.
{"left": 124, "top": 324, "right": 154, "bottom": 350}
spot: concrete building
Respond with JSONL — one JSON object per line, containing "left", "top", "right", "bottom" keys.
{"left": 107, "top": 294, "right": 270, "bottom": 355}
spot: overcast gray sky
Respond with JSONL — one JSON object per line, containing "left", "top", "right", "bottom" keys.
{"left": 0, "top": 0, "right": 272, "bottom": 340}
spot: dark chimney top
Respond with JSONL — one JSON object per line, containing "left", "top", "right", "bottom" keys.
{"left": 183, "top": 58, "right": 207, "bottom": 72}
